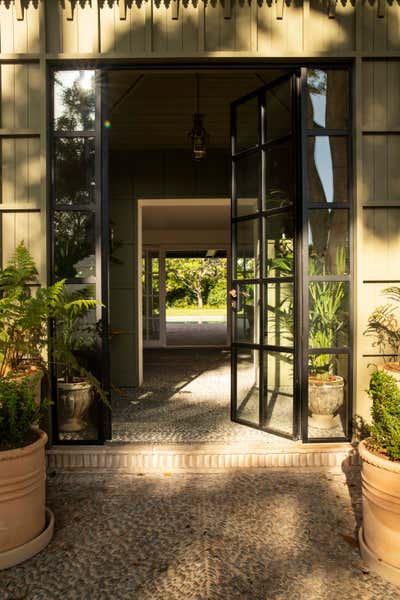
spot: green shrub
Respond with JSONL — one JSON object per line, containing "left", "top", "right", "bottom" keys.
{"left": 0, "top": 375, "right": 48, "bottom": 450}
{"left": 368, "top": 370, "right": 400, "bottom": 460}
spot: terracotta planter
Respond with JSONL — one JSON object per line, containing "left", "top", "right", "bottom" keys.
{"left": 308, "top": 375, "right": 344, "bottom": 430}
{"left": 0, "top": 429, "right": 53, "bottom": 569}
{"left": 58, "top": 380, "right": 93, "bottom": 432}
{"left": 359, "top": 439, "right": 400, "bottom": 585}
{"left": 383, "top": 362, "right": 400, "bottom": 389}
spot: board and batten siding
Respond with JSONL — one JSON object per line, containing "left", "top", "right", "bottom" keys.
{"left": 0, "top": 0, "right": 399, "bottom": 417}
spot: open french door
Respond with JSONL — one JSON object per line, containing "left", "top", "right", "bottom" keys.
{"left": 230, "top": 71, "right": 301, "bottom": 440}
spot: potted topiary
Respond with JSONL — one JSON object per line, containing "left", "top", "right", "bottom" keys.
{"left": 0, "top": 376, "right": 54, "bottom": 569}
{"left": 359, "top": 369, "right": 400, "bottom": 585}
{"left": 365, "top": 287, "right": 400, "bottom": 386}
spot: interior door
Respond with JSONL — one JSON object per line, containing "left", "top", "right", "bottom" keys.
{"left": 142, "top": 248, "right": 165, "bottom": 347}
{"left": 230, "top": 72, "right": 300, "bottom": 440}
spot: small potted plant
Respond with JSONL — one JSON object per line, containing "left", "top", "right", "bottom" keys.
{"left": 365, "top": 287, "right": 400, "bottom": 386}
{"left": 51, "top": 286, "right": 105, "bottom": 433}
{"left": 359, "top": 369, "right": 400, "bottom": 585}
{"left": 307, "top": 278, "right": 346, "bottom": 429}
{"left": 0, "top": 376, "right": 54, "bottom": 569}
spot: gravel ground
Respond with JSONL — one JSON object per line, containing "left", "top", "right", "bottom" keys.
{"left": 1, "top": 467, "right": 399, "bottom": 600}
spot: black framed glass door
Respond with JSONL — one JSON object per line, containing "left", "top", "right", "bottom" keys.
{"left": 231, "top": 72, "right": 300, "bottom": 440}
{"left": 50, "top": 68, "right": 110, "bottom": 444}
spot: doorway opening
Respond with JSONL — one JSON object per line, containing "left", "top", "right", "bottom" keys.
{"left": 108, "top": 67, "right": 295, "bottom": 444}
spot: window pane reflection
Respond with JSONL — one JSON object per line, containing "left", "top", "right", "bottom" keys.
{"left": 263, "top": 352, "right": 293, "bottom": 435}
{"left": 308, "top": 137, "right": 348, "bottom": 204}
{"left": 266, "top": 79, "right": 291, "bottom": 140}
{"left": 265, "top": 283, "right": 294, "bottom": 347}
{"left": 235, "top": 218, "right": 260, "bottom": 279}
{"left": 55, "top": 137, "right": 95, "bottom": 206}
{"left": 265, "top": 141, "right": 293, "bottom": 209}
{"left": 54, "top": 211, "right": 96, "bottom": 279}
{"left": 266, "top": 212, "right": 294, "bottom": 277}
{"left": 308, "top": 209, "right": 349, "bottom": 275}
{"left": 236, "top": 348, "right": 259, "bottom": 425}
{"left": 308, "top": 354, "right": 348, "bottom": 439}
{"left": 309, "top": 282, "right": 349, "bottom": 349}
{"left": 234, "top": 284, "right": 259, "bottom": 344}
{"left": 307, "top": 69, "right": 348, "bottom": 130}
{"left": 236, "top": 96, "right": 259, "bottom": 153}
{"left": 235, "top": 153, "right": 259, "bottom": 217}
{"left": 54, "top": 70, "right": 95, "bottom": 132}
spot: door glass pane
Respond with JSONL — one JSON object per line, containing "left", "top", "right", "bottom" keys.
{"left": 54, "top": 70, "right": 96, "bottom": 132}
{"left": 55, "top": 137, "right": 96, "bottom": 206}
{"left": 56, "top": 301, "right": 101, "bottom": 442}
{"left": 234, "top": 284, "right": 259, "bottom": 344}
{"left": 265, "top": 283, "right": 294, "bottom": 347}
{"left": 263, "top": 352, "right": 293, "bottom": 435}
{"left": 235, "top": 348, "right": 260, "bottom": 425}
{"left": 309, "top": 282, "right": 349, "bottom": 349}
{"left": 307, "top": 69, "right": 348, "bottom": 130}
{"left": 142, "top": 250, "right": 161, "bottom": 344}
{"left": 266, "top": 79, "right": 291, "bottom": 141}
{"left": 265, "top": 140, "right": 293, "bottom": 209}
{"left": 308, "top": 353, "right": 348, "bottom": 439}
{"left": 308, "top": 137, "right": 348, "bottom": 204}
{"left": 235, "top": 218, "right": 260, "bottom": 279}
{"left": 235, "top": 153, "right": 259, "bottom": 217}
{"left": 308, "top": 209, "right": 349, "bottom": 275}
{"left": 54, "top": 211, "right": 96, "bottom": 279}
{"left": 266, "top": 212, "right": 294, "bottom": 277}
{"left": 236, "top": 96, "right": 259, "bottom": 153}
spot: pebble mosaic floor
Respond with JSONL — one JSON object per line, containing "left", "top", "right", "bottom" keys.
{"left": 2, "top": 468, "right": 399, "bottom": 599}
{"left": 111, "top": 349, "right": 345, "bottom": 444}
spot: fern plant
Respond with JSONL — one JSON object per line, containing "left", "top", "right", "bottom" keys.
{"left": 0, "top": 242, "right": 107, "bottom": 403}
{"left": 365, "top": 287, "right": 400, "bottom": 360}
{"left": 368, "top": 370, "right": 400, "bottom": 461}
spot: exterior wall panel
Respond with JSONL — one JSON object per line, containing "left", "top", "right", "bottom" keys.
{"left": 0, "top": 0, "right": 400, "bottom": 427}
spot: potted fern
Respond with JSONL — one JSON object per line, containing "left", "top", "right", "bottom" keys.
{"left": 51, "top": 285, "right": 103, "bottom": 432}
{"left": 0, "top": 243, "right": 57, "bottom": 569}
{"left": 359, "top": 370, "right": 400, "bottom": 585}
{"left": 365, "top": 287, "right": 400, "bottom": 386}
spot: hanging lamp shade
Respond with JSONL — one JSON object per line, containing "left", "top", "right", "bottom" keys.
{"left": 188, "top": 74, "right": 209, "bottom": 161}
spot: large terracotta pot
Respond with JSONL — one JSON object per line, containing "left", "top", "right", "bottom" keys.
{"left": 308, "top": 375, "right": 344, "bottom": 430}
{"left": 359, "top": 439, "right": 400, "bottom": 585}
{"left": 0, "top": 429, "right": 53, "bottom": 569}
{"left": 58, "top": 380, "right": 93, "bottom": 432}
{"left": 383, "top": 362, "right": 400, "bottom": 389}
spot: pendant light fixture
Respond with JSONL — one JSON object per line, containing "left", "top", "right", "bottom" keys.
{"left": 188, "top": 73, "right": 209, "bottom": 161}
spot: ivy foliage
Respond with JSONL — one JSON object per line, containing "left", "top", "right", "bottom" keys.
{"left": 368, "top": 370, "right": 400, "bottom": 461}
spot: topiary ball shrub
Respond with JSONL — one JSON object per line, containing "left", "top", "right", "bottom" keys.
{"left": 0, "top": 375, "right": 45, "bottom": 451}
{"left": 368, "top": 370, "right": 400, "bottom": 461}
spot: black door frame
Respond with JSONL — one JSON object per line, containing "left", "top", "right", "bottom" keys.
{"left": 47, "top": 59, "right": 353, "bottom": 445}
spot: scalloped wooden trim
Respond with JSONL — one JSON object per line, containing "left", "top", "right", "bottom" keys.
{"left": 15, "top": 0, "right": 23, "bottom": 20}
{"left": 119, "top": 0, "right": 127, "bottom": 20}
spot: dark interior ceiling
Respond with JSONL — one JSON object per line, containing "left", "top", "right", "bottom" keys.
{"left": 108, "top": 69, "right": 286, "bottom": 150}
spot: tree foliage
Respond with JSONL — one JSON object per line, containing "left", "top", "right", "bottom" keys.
{"left": 166, "top": 258, "right": 226, "bottom": 309}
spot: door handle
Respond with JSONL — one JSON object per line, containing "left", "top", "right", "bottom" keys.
{"left": 229, "top": 288, "right": 238, "bottom": 311}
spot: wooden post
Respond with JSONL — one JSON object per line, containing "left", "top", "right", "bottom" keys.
{"left": 224, "top": 0, "right": 232, "bottom": 19}
{"left": 377, "top": 0, "right": 385, "bottom": 18}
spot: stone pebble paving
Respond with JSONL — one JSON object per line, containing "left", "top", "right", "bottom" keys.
{"left": 111, "top": 349, "right": 344, "bottom": 444}
{"left": 2, "top": 468, "right": 400, "bottom": 599}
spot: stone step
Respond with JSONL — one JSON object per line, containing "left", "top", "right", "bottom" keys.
{"left": 47, "top": 441, "right": 360, "bottom": 472}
